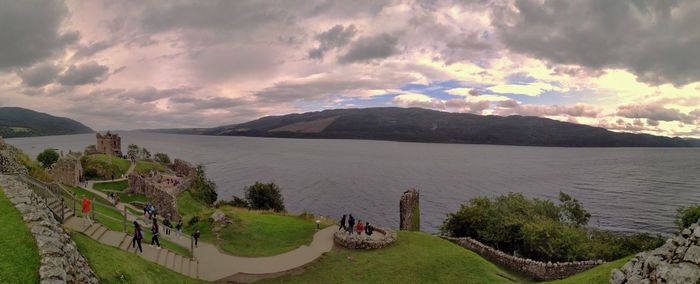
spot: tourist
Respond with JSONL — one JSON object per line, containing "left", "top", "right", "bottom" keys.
{"left": 132, "top": 221, "right": 143, "bottom": 253}
{"left": 356, "top": 220, "right": 365, "bottom": 235}
{"left": 163, "top": 215, "right": 172, "bottom": 235}
{"left": 175, "top": 219, "right": 183, "bottom": 237}
{"left": 81, "top": 196, "right": 92, "bottom": 226}
{"left": 365, "top": 222, "right": 374, "bottom": 236}
{"left": 347, "top": 214, "right": 355, "bottom": 234}
{"left": 193, "top": 230, "right": 201, "bottom": 247}
{"left": 151, "top": 219, "right": 161, "bottom": 248}
{"left": 338, "top": 214, "right": 347, "bottom": 231}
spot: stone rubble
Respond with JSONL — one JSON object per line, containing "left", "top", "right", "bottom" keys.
{"left": 611, "top": 221, "right": 700, "bottom": 284}
{"left": 0, "top": 175, "right": 98, "bottom": 284}
{"left": 333, "top": 227, "right": 397, "bottom": 250}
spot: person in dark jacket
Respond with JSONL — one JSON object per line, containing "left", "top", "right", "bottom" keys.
{"left": 338, "top": 214, "right": 347, "bottom": 231}
{"left": 365, "top": 222, "right": 375, "bottom": 236}
{"left": 347, "top": 214, "right": 355, "bottom": 234}
{"left": 193, "top": 230, "right": 201, "bottom": 247}
{"left": 151, "top": 219, "right": 161, "bottom": 248}
{"left": 131, "top": 221, "right": 143, "bottom": 253}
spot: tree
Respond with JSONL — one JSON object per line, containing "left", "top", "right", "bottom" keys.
{"left": 190, "top": 165, "right": 218, "bottom": 205}
{"left": 154, "top": 153, "right": 171, "bottom": 164}
{"left": 559, "top": 192, "right": 591, "bottom": 226}
{"left": 37, "top": 148, "right": 59, "bottom": 168}
{"left": 245, "top": 182, "right": 286, "bottom": 212}
{"left": 142, "top": 147, "right": 151, "bottom": 159}
{"left": 675, "top": 205, "right": 700, "bottom": 230}
{"left": 127, "top": 144, "right": 140, "bottom": 159}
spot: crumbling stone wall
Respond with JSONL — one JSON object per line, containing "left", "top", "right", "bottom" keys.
{"left": 96, "top": 131, "right": 122, "bottom": 156}
{"left": 0, "top": 143, "right": 29, "bottom": 174}
{"left": 611, "top": 221, "right": 700, "bottom": 284}
{"left": 127, "top": 173, "right": 182, "bottom": 220}
{"left": 0, "top": 175, "right": 98, "bottom": 284}
{"left": 333, "top": 227, "right": 397, "bottom": 250}
{"left": 399, "top": 189, "right": 420, "bottom": 231}
{"left": 48, "top": 156, "right": 82, "bottom": 186}
{"left": 443, "top": 236, "right": 603, "bottom": 281}
{"left": 171, "top": 158, "right": 196, "bottom": 177}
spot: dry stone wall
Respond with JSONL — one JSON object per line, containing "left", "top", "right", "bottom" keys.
{"left": 443, "top": 236, "right": 603, "bottom": 281}
{"left": 0, "top": 175, "right": 98, "bottom": 284}
{"left": 611, "top": 221, "right": 700, "bottom": 284}
{"left": 333, "top": 227, "right": 397, "bottom": 250}
{"left": 0, "top": 143, "right": 29, "bottom": 174}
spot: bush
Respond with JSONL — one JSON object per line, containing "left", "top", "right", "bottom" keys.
{"left": 36, "top": 148, "right": 59, "bottom": 168}
{"left": 189, "top": 165, "right": 218, "bottom": 205}
{"left": 153, "top": 153, "right": 171, "bottom": 164}
{"left": 675, "top": 205, "right": 700, "bottom": 230}
{"left": 244, "top": 182, "right": 285, "bottom": 212}
{"left": 216, "top": 196, "right": 249, "bottom": 208}
{"left": 188, "top": 216, "right": 200, "bottom": 226}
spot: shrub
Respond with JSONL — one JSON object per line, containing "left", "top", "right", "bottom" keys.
{"left": 37, "top": 148, "right": 59, "bottom": 168}
{"left": 244, "top": 182, "right": 285, "bottom": 212}
{"left": 675, "top": 205, "right": 700, "bottom": 230}
{"left": 189, "top": 165, "right": 218, "bottom": 205}
{"left": 153, "top": 153, "right": 171, "bottom": 164}
{"left": 216, "top": 196, "right": 249, "bottom": 208}
{"left": 188, "top": 216, "right": 200, "bottom": 226}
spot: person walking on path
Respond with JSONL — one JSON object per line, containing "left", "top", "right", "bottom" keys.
{"left": 81, "top": 196, "right": 92, "bottom": 226}
{"left": 193, "top": 230, "right": 201, "bottom": 247}
{"left": 338, "top": 214, "right": 347, "bottom": 231}
{"left": 131, "top": 221, "right": 143, "bottom": 253}
{"left": 356, "top": 220, "right": 365, "bottom": 235}
{"left": 347, "top": 214, "right": 355, "bottom": 234}
{"left": 175, "top": 220, "right": 183, "bottom": 238}
{"left": 151, "top": 219, "right": 161, "bottom": 248}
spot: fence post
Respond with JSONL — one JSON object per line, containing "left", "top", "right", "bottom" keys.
{"left": 123, "top": 206, "right": 127, "bottom": 233}
{"left": 73, "top": 192, "right": 76, "bottom": 215}
{"left": 92, "top": 197, "right": 96, "bottom": 220}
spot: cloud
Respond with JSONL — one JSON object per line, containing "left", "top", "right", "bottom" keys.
{"left": 308, "top": 24, "right": 358, "bottom": 59}
{"left": 617, "top": 103, "right": 697, "bottom": 123}
{"left": 57, "top": 62, "right": 110, "bottom": 86}
{"left": 487, "top": 83, "right": 556, "bottom": 96}
{"left": 72, "top": 41, "right": 114, "bottom": 59}
{"left": 338, "top": 33, "right": 399, "bottom": 63}
{"left": 17, "top": 63, "right": 62, "bottom": 87}
{"left": 494, "top": 0, "right": 700, "bottom": 86}
{"left": 446, "top": 88, "right": 482, "bottom": 96}
{"left": 123, "top": 86, "right": 197, "bottom": 103}
{"left": 0, "top": 0, "right": 79, "bottom": 70}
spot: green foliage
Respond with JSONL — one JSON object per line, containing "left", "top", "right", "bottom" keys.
{"left": 188, "top": 165, "right": 218, "bottom": 206}
{"left": 0, "top": 188, "right": 40, "bottom": 283}
{"left": 80, "top": 154, "right": 129, "bottom": 180}
{"left": 176, "top": 190, "right": 206, "bottom": 218}
{"left": 153, "top": 152, "right": 171, "bottom": 164}
{"left": 141, "top": 147, "right": 151, "bottom": 159}
{"left": 217, "top": 195, "right": 249, "bottom": 208}
{"left": 134, "top": 160, "right": 166, "bottom": 175}
{"left": 14, "top": 147, "right": 52, "bottom": 182}
{"left": 675, "top": 205, "right": 700, "bottom": 230}
{"left": 441, "top": 193, "right": 662, "bottom": 262}
{"left": 36, "top": 148, "right": 59, "bottom": 168}
{"left": 244, "top": 182, "right": 286, "bottom": 212}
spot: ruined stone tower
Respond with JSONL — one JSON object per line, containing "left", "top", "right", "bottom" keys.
{"left": 399, "top": 188, "right": 420, "bottom": 231}
{"left": 96, "top": 131, "right": 122, "bottom": 155}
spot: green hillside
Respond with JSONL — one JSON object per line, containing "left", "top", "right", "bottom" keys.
{"left": 0, "top": 107, "right": 93, "bottom": 138}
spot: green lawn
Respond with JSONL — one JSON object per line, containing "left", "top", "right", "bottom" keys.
{"left": 135, "top": 160, "right": 167, "bottom": 175}
{"left": 262, "top": 231, "right": 527, "bottom": 284}
{"left": 94, "top": 180, "right": 128, "bottom": 191}
{"left": 0, "top": 188, "right": 40, "bottom": 283}
{"left": 82, "top": 154, "right": 130, "bottom": 180}
{"left": 72, "top": 232, "right": 210, "bottom": 284}
{"left": 544, "top": 256, "right": 632, "bottom": 284}
{"left": 176, "top": 191, "right": 205, "bottom": 217}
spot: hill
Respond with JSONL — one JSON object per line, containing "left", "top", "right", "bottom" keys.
{"left": 160, "top": 107, "right": 697, "bottom": 147}
{"left": 0, "top": 107, "right": 93, "bottom": 138}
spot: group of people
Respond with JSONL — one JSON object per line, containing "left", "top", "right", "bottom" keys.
{"left": 159, "top": 176, "right": 180, "bottom": 186}
{"left": 338, "top": 214, "right": 375, "bottom": 236}
{"left": 144, "top": 202, "right": 158, "bottom": 220}
{"left": 107, "top": 192, "right": 120, "bottom": 205}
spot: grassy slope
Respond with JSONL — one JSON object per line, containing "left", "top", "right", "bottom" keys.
{"left": 177, "top": 191, "right": 320, "bottom": 257}
{"left": 263, "top": 231, "right": 528, "bottom": 284}
{"left": 544, "top": 256, "right": 632, "bottom": 284}
{"left": 93, "top": 180, "right": 128, "bottom": 191}
{"left": 93, "top": 181, "right": 149, "bottom": 204}
{"left": 82, "top": 154, "right": 130, "bottom": 180}
{"left": 135, "top": 160, "right": 167, "bottom": 175}
{"left": 72, "top": 233, "right": 211, "bottom": 284}
{"left": 0, "top": 188, "right": 40, "bottom": 283}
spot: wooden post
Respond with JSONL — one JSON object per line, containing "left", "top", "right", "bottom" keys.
{"left": 123, "top": 206, "right": 127, "bottom": 233}
{"left": 91, "top": 197, "right": 96, "bottom": 220}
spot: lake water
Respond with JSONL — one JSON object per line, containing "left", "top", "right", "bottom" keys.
{"left": 6, "top": 132, "right": 700, "bottom": 234}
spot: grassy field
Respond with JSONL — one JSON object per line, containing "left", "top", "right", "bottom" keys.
{"left": 94, "top": 180, "right": 128, "bottom": 191}
{"left": 82, "top": 154, "right": 130, "bottom": 180}
{"left": 177, "top": 191, "right": 322, "bottom": 257}
{"left": 135, "top": 160, "right": 167, "bottom": 175}
{"left": 544, "top": 256, "right": 631, "bottom": 284}
{"left": 93, "top": 180, "right": 150, "bottom": 204}
{"left": 262, "top": 231, "right": 528, "bottom": 284}
{"left": 0, "top": 188, "right": 40, "bottom": 283}
{"left": 72, "top": 232, "right": 210, "bottom": 284}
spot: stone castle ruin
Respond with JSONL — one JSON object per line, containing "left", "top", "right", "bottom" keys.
{"left": 399, "top": 189, "right": 420, "bottom": 231}
{"left": 96, "top": 131, "right": 122, "bottom": 156}
{"left": 126, "top": 159, "right": 197, "bottom": 220}
{"left": 48, "top": 155, "right": 83, "bottom": 186}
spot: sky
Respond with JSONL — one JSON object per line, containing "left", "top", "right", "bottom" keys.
{"left": 0, "top": 0, "right": 699, "bottom": 137}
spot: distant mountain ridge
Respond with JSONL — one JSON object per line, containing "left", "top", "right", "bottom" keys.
{"left": 148, "top": 107, "right": 700, "bottom": 147}
{"left": 0, "top": 107, "right": 93, "bottom": 138}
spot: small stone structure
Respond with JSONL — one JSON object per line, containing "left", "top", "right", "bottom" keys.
{"left": 334, "top": 227, "right": 397, "bottom": 250}
{"left": 399, "top": 188, "right": 420, "bottom": 231}
{"left": 443, "top": 236, "right": 603, "bottom": 281}
{"left": 96, "top": 131, "right": 122, "bottom": 156}
{"left": 48, "top": 156, "right": 82, "bottom": 186}
{"left": 171, "top": 158, "right": 196, "bottom": 177}
{"left": 611, "top": 221, "right": 700, "bottom": 284}
{"left": 0, "top": 175, "right": 98, "bottom": 284}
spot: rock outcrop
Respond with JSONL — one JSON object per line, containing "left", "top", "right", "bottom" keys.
{"left": 333, "top": 227, "right": 397, "bottom": 250}
{"left": 0, "top": 143, "right": 29, "bottom": 174}
{"left": 611, "top": 221, "right": 700, "bottom": 284}
{"left": 399, "top": 188, "right": 419, "bottom": 231}
{"left": 0, "top": 175, "right": 98, "bottom": 284}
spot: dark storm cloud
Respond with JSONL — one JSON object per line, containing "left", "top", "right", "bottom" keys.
{"left": 617, "top": 103, "right": 696, "bottom": 123}
{"left": 72, "top": 41, "right": 115, "bottom": 59}
{"left": 57, "top": 62, "right": 110, "bottom": 86}
{"left": 338, "top": 33, "right": 399, "bottom": 64}
{"left": 308, "top": 24, "right": 358, "bottom": 59}
{"left": 17, "top": 63, "right": 62, "bottom": 87}
{"left": 0, "top": 0, "right": 79, "bottom": 70}
{"left": 494, "top": 0, "right": 700, "bottom": 86}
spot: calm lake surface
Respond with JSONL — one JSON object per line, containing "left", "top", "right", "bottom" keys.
{"left": 7, "top": 132, "right": 700, "bottom": 234}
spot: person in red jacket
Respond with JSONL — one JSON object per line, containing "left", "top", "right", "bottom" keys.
{"left": 82, "top": 196, "right": 92, "bottom": 226}
{"left": 355, "top": 220, "right": 365, "bottom": 235}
